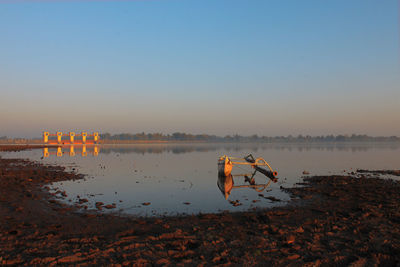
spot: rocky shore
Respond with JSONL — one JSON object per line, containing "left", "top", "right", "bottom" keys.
{"left": 0, "top": 146, "right": 399, "bottom": 266}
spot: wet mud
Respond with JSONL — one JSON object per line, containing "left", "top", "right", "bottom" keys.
{"left": 356, "top": 169, "right": 400, "bottom": 177}
{"left": 0, "top": 146, "right": 399, "bottom": 266}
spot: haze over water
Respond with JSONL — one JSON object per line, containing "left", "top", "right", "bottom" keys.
{"left": 2, "top": 142, "right": 399, "bottom": 216}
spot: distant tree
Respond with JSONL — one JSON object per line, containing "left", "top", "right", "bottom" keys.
{"left": 251, "top": 134, "right": 259, "bottom": 140}
{"left": 223, "top": 135, "right": 232, "bottom": 141}
{"left": 98, "top": 132, "right": 400, "bottom": 143}
{"left": 100, "top": 133, "right": 111, "bottom": 140}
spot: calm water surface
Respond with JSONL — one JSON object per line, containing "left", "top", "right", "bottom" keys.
{"left": 2, "top": 143, "right": 399, "bottom": 216}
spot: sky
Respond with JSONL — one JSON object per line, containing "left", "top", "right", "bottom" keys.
{"left": 0, "top": 0, "right": 399, "bottom": 138}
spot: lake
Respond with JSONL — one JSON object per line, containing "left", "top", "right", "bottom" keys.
{"left": 1, "top": 142, "right": 399, "bottom": 216}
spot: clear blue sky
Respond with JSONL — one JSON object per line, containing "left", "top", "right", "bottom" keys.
{"left": 0, "top": 0, "right": 399, "bottom": 138}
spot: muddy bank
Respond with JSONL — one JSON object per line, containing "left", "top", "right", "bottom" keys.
{"left": 0, "top": 145, "right": 46, "bottom": 152}
{"left": 357, "top": 169, "right": 400, "bottom": 177}
{"left": 0, "top": 147, "right": 399, "bottom": 266}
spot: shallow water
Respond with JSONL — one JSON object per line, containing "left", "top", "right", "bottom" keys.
{"left": 2, "top": 142, "right": 400, "bottom": 216}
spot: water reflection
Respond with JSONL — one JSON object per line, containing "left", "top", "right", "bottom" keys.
{"left": 217, "top": 173, "right": 273, "bottom": 200}
{"left": 43, "top": 145, "right": 100, "bottom": 157}
{"left": 1, "top": 142, "right": 397, "bottom": 216}
{"left": 99, "top": 142, "right": 400, "bottom": 155}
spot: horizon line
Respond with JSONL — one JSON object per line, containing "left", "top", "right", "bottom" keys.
{"left": 2, "top": 133, "right": 400, "bottom": 139}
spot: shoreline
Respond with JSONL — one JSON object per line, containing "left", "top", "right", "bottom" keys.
{"left": 1, "top": 140, "right": 400, "bottom": 145}
{"left": 0, "top": 146, "right": 399, "bottom": 265}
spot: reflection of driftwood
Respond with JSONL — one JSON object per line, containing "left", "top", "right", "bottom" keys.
{"left": 217, "top": 173, "right": 273, "bottom": 200}
{"left": 217, "top": 174, "right": 234, "bottom": 200}
{"left": 232, "top": 182, "right": 271, "bottom": 191}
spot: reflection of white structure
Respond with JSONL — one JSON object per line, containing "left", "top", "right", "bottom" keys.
{"left": 217, "top": 174, "right": 273, "bottom": 200}
{"left": 70, "top": 146, "right": 75, "bottom": 157}
{"left": 43, "top": 145, "right": 99, "bottom": 158}
{"left": 82, "top": 145, "right": 87, "bottom": 157}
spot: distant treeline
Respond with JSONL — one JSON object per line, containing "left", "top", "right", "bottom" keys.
{"left": 100, "top": 133, "right": 400, "bottom": 143}
{"left": 0, "top": 134, "right": 399, "bottom": 144}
